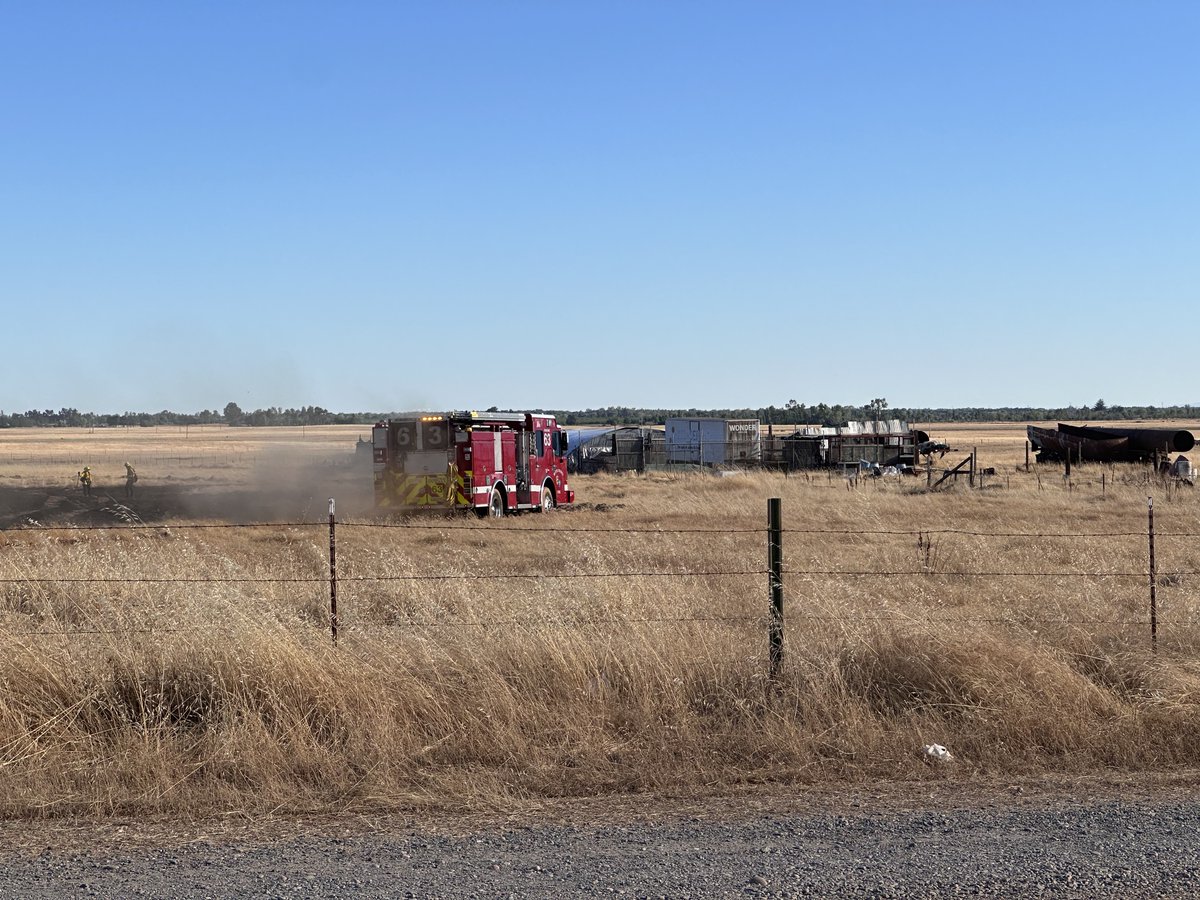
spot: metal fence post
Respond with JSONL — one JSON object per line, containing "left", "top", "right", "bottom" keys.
{"left": 329, "top": 498, "right": 339, "bottom": 646}
{"left": 768, "top": 498, "right": 783, "bottom": 678}
{"left": 1148, "top": 496, "right": 1157, "bottom": 653}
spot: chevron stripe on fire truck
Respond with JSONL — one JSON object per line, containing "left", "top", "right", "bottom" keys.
{"left": 382, "top": 471, "right": 469, "bottom": 508}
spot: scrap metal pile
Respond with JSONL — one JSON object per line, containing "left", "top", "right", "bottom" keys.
{"left": 1028, "top": 423, "right": 1195, "bottom": 463}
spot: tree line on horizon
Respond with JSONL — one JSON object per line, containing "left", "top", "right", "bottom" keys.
{"left": 1, "top": 398, "right": 1198, "bottom": 429}
{"left": 0, "top": 403, "right": 364, "bottom": 429}
{"left": 553, "top": 398, "right": 1199, "bottom": 426}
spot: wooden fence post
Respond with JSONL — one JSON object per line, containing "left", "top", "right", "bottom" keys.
{"left": 329, "top": 498, "right": 339, "bottom": 646}
{"left": 1148, "top": 496, "right": 1157, "bottom": 654}
{"left": 768, "top": 498, "right": 783, "bottom": 679}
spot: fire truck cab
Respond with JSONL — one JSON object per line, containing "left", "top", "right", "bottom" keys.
{"left": 373, "top": 411, "right": 574, "bottom": 516}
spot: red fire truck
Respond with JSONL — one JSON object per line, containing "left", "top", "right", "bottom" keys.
{"left": 373, "top": 411, "right": 574, "bottom": 516}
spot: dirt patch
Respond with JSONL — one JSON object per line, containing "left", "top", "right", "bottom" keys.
{"left": 0, "top": 469, "right": 373, "bottom": 529}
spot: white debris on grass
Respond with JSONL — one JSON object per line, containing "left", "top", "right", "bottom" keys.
{"left": 923, "top": 743, "right": 954, "bottom": 763}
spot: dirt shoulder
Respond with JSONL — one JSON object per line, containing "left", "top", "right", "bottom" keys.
{"left": 3, "top": 773, "right": 1200, "bottom": 899}
{"left": 5, "top": 770, "right": 1198, "bottom": 856}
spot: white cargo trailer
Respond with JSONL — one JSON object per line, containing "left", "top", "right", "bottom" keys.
{"left": 665, "top": 418, "right": 761, "bottom": 466}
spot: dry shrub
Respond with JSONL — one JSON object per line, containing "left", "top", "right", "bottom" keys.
{"left": 838, "top": 629, "right": 1126, "bottom": 767}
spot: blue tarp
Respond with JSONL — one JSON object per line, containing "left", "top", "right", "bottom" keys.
{"left": 566, "top": 427, "right": 618, "bottom": 455}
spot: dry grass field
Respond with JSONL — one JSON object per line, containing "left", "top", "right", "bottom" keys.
{"left": 1, "top": 422, "right": 1199, "bottom": 818}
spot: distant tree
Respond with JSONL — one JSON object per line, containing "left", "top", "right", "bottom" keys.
{"left": 1094, "top": 398, "right": 1107, "bottom": 411}
{"left": 868, "top": 398, "right": 888, "bottom": 423}
{"left": 223, "top": 401, "right": 244, "bottom": 424}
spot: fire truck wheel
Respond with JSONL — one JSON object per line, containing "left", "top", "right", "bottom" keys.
{"left": 538, "top": 484, "right": 556, "bottom": 512}
{"left": 488, "top": 487, "right": 505, "bottom": 518}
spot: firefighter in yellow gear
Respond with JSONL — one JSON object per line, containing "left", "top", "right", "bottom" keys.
{"left": 124, "top": 462, "right": 138, "bottom": 499}
{"left": 78, "top": 466, "right": 93, "bottom": 497}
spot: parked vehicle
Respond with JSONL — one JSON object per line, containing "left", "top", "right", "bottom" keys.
{"left": 373, "top": 411, "right": 574, "bottom": 516}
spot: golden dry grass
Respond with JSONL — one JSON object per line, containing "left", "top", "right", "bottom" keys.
{"left": 0, "top": 424, "right": 1199, "bottom": 818}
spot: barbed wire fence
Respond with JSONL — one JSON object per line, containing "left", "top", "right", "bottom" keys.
{"left": 0, "top": 497, "right": 1195, "bottom": 673}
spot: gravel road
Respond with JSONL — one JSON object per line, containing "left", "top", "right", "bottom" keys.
{"left": 3, "top": 779, "right": 1199, "bottom": 898}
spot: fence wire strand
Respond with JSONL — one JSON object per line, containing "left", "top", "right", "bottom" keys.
{"left": 5, "top": 568, "right": 1196, "bottom": 585}
{"left": 1, "top": 508, "right": 1197, "bottom": 641}
{"left": 8, "top": 520, "right": 1200, "bottom": 539}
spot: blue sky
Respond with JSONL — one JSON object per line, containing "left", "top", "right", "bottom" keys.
{"left": 2, "top": 2, "right": 1197, "bottom": 414}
